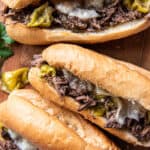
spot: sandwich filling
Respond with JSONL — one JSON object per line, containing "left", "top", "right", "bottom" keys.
{"left": 0, "top": 125, "right": 38, "bottom": 150}
{"left": 32, "top": 56, "right": 150, "bottom": 143}
{"left": 3, "top": 0, "right": 150, "bottom": 32}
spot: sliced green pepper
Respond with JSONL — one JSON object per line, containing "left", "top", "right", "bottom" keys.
{"left": 1, "top": 68, "right": 29, "bottom": 93}
{"left": 27, "top": 2, "right": 53, "bottom": 27}
{"left": 92, "top": 106, "right": 106, "bottom": 117}
{"left": 40, "top": 64, "right": 56, "bottom": 78}
{"left": 124, "top": 0, "right": 150, "bottom": 13}
{"left": 132, "top": 0, "right": 150, "bottom": 13}
{"left": 95, "top": 95, "right": 106, "bottom": 100}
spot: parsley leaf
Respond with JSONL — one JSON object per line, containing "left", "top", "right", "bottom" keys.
{"left": 0, "top": 47, "right": 13, "bottom": 59}
{"left": 0, "top": 22, "right": 14, "bottom": 59}
{"left": 2, "top": 34, "right": 15, "bottom": 44}
{"left": 0, "top": 41, "right": 5, "bottom": 48}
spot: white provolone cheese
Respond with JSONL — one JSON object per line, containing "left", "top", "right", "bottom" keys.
{"left": 69, "top": 8, "right": 99, "bottom": 19}
{"left": 115, "top": 99, "right": 145, "bottom": 125}
{"left": 55, "top": 0, "right": 100, "bottom": 19}
{"left": 56, "top": 1, "right": 81, "bottom": 14}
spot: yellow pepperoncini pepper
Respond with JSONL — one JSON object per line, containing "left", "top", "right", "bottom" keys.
{"left": 40, "top": 64, "right": 56, "bottom": 78}
{"left": 92, "top": 107, "right": 106, "bottom": 117}
{"left": 1, "top": 68, "right": 29, "bottom": 93}
{"left": 27, "top": 2, "right": 53, "bottom": 27}
{"left": 124, "top": 0, "right": 150, "bottom": 13}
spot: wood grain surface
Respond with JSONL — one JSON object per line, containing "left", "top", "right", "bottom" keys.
{"left": 0, "top": 1, "right": 150, "bottom": 150}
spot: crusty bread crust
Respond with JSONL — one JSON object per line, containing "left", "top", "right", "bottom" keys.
{"left": 10, "top": 89, "right": 118, "bottom": 150}
{"left": 1, "top": 0, "right": 39, "bottom": 9}
{"left": 117, "top": 60, "right": 150, "bottom": 80}
{"left": 0, "top": 94, "right": 98, "bottom": 150}
{"left": 28, "top": 67, "right": 150, "bottom": 147}
{"left": 5, "top": 17, "right": 150, "bottom": 44}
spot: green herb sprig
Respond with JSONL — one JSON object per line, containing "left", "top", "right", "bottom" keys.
{"left": 0, "top": 22, "right": 14, "bottom": 59}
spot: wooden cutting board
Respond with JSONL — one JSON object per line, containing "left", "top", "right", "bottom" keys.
{"left": 0, "top": 1, "right": 150, "bottom": 149}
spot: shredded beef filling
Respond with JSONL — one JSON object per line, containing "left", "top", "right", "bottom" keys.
{"left": 34, "top": 60, "right": 150, "bottom": 142}
{"left": 0, "top": 141, "right": 19, "bottom": 150}
{"left": 44, "top": 68, "right": 97, "bottom": 111}
{"left": 54, "top": 0, "right": 142, "bottom": 32}
{"left": 5, "top": 7, "right": 33, "bottom": 24}
{"left": 0, "top": 128, "right": 19, "bottom": 150}
{"left": 106, "top": 113, "right": 150, "bottom": 142}
{"left": 31, "top": 54, "right": 44, "bottom": 67}
{"left": 4, "top": 0, "right": 144, "bottom": 32}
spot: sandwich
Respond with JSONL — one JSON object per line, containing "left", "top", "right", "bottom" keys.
{"left": 0, "top": 89, "right": 118, "bottom": 150}
{"left": 29, "top": 43, "right": 150, "bottom": 147}
{"left": 1, "top": 0, "right": 150, "bottom": 44}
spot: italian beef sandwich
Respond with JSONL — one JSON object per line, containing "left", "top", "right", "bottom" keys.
{"left": 1, "top": 0, "right": 150, "bottom": 44}
{"left": 29, "top": 43, "right": 150, "bottom": 147}
{"left": 0, "top": 89, "right": 118, "bottom": 150}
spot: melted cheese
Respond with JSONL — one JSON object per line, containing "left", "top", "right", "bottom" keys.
{"left": 55, "top": 0, "right": 100, "bottom": 19}
{"left": 69, "top": 8, "right": 99, "bottom": 19}
{"left": 56, "top": 1, "right": 81, "bottom": 14}
{"left": 115, "top": 99, "right": 145, "bottom": 125}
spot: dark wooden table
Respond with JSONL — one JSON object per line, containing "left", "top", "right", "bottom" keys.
{"left": 0, "top": 1, "right": 150, "bottom": 149}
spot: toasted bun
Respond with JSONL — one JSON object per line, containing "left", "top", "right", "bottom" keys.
{"left": 0, "top": 92, "right": 99, "bottom": 150}
{"left": 10, "top": 89, "right": 118, "bottom": 150}
{"left": 5, "top": 17, "right": 150, "bottom": 44}
{"left": 29, "top": 67, "right": 150, "bottom": 147}
{"left": 117, "top": 60, "right": 150, "bottom": 80}
{"left": 1, "top": 0, "right": 39, "bottom": 9}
